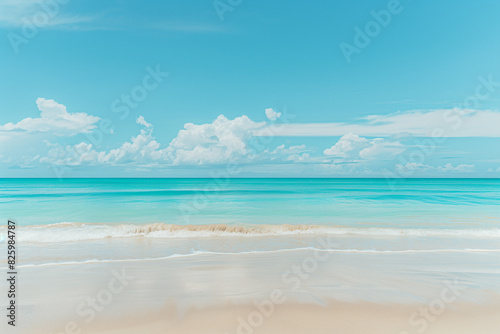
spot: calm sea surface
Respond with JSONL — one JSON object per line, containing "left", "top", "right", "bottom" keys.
{"left": 1, "top": 178, "right": 499, "bottom": 229}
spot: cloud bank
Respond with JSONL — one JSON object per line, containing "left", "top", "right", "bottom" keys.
{"left": 258, "top": 109, "right": 500, "bottom": 137}
{"left": 0, "top": 98, "right": 100, "bottom": 136}
{"left": 1, "top": 99, "right": 494, "bottom": 176}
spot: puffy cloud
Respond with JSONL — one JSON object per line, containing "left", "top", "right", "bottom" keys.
{"left": 40, "top": 142, "right": 107, "bottom": 166}
{"left": 40, "top": 115, "right": 269, "bottom": 166}
{"left": 41, "top": 142, "right": 99, "bottom": 166}
{"left": 263, "top": 144, "right": 310, "bottom": 163}
{"left": 26, "top": 105, "right": 483, "bottom": 176}
{"left": 38, "top": 114, "right": 313, "bottom": 167}
{"left": 136, "top": 115, "right": 152, "bottom": 128}
{"left": 359, "top": 139, "right": 405, "bottom": 160}
{"left": 102, "top": 127, "right": 164, "bottom": 164}
{"left": 324, "top": 133, "right": 405, "bottom": 160}
{"left": 324, "top": 133, "right": 369, "bottom": 158}
{"left": 0, "top": 98, "right": 100, "bottom": 136}
{"left": 41, "top": 117, "right": 165, "bottom": 166}
{"left": 165, "top": 115, "right": 265, "bottom": 165}
{"left": 265, "top": 108, "right": 281, "bottom": 121}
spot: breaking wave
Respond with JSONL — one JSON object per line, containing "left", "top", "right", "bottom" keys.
{"left": 3, "top": 222, "right": 500, "bottom": 243}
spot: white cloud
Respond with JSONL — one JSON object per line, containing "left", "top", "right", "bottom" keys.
{"left": 262, "top": 144, "right": 311, "bottom": 163}
{"left": 395, "top": 162, "right": 475, "bottom": 174}
{"left": 324, "top": 133, "right": 369, "bottom": 158}
{"left": 38, "top": 114, "right": 313, "bottom": 167}
{"left": 41, "top": 115, "right": 269, "bottom": 166}
{"left": 287, "top": 153, "right": 310, "bottom": 162}
{"left": 324, "top": 133, "right": 405, "bottom": 160}
{"left": 136, "top": 115, "right": 152, "bottom": 128}
{"left": 0, "top": 0, "right": 92, "bottom": 27}
{"left": 0, "top": 0, "right": 44, "bottom": 26}
{"left": 258, "top": 109, "right": 500, "bottom": 137}
{"left": 166, "top": 115, "right": 265, "bottom": 165}
{"left": 0, "top": 98, "right": 100, "bottom": 136}
{"left": 269, "top": 144, "right": 307, "bottom": 155}
{"left": 265, "top": 108, "right": 281, "bottom": 121}
{"left": 41, "top": 117, "right": 165, "bottom": 166}
{"left": 25, "top": 106, "right": 485, "bottom": 176}
{"left": 395, "top": 162, "right": 431, "bottom": 173}
{"left": 437, "top": 163, "right": 475, "bottom": 173}
{"left": 359, "top": 139, "right": 405, "bottom": 160}
{"left": 40, "top": 142, "right": 104, "bottom": 166}
{"left": 103, "top": 128, "right": 164, "bottom": 165}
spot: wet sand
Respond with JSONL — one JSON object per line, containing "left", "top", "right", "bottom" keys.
{"left": 3, "top": 243, "right": 500, "bottom": 334}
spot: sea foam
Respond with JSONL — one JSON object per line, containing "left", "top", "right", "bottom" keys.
{"left": 4, "top": 222, "right": 500, "bottom": 243}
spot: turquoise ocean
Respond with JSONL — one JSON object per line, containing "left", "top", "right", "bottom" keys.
{"left": 1, "top": 178, "right": 500, "bottom": 333}
{"left": 2, "top": 178, "right": 500, "bottom": 229}
{"left": 1, "top": 178, "right": 500, "bottom": 261}
{"left": 1, "top": 178, "right": 500, "bottom": 263}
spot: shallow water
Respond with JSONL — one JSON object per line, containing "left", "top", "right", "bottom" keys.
{"left": 1, "top": 178, "right": 499, "bottom": 228}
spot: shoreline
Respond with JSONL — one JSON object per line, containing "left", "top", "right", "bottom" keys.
{"left": 4, "top": 246, "right": 500, "bottom": 334}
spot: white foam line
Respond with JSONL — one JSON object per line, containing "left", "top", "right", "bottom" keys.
{"left": 3, "top": 248, "right": 500, "bottom": 270}
{"left": 7, "top": 222, "right": 500, "bottom": 243}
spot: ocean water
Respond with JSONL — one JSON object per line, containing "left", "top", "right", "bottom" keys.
{"left": 1, "top": 177, "right": 499, "bottom": 262}
{"left": 2, "top": 178, "right": 500, "bottom": 334}
{"left": 1, "top": 178, "right": 500, "bottom": 228}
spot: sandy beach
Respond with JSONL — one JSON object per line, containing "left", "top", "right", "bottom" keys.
{"left": 4, "top": 232, "right": 500, "bottom": 334}
{"left": 90, "top": 301, "right": 500, "bottom": 334}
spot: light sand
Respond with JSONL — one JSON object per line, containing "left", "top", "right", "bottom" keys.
{"left": 79, "top": 300, "right": 500, "bottom": 334}
{"left": 4, "top": 237, "right": 500, "bottom": 334}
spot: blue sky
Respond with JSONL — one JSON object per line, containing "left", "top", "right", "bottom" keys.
{"left": 1, "top": 0, "right": 499, "bottom": 177}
